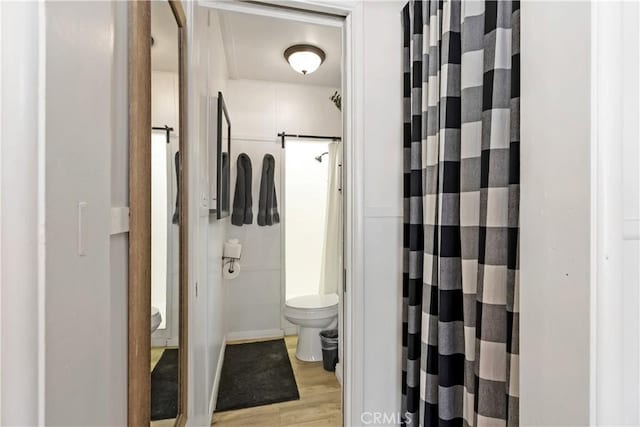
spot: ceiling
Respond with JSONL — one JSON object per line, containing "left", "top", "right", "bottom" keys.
{"left": 151, "top": 1, "right": 179, "bottom": 72}
{"left": 219, "top": 11, "right": 342, "bottom": 87}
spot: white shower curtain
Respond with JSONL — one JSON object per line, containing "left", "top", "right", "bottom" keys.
{"left": 151, "top": 131, "right": 172, "bottom": 329}
{"left": 319, "top": 142, "right": 342, "bottom": 295}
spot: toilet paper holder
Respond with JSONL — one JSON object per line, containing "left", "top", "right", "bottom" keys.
{"left": 222, "top": 255, "right": 241, "bottom": 274}
{"left": 222, "top": 238, "right": 242, "bottom": 275}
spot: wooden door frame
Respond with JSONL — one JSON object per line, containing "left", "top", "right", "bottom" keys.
{"left": 128, "top": 1, "right": 188, "bottom": 426}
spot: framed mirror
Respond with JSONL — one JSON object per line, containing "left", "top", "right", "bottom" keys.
{"left": 217, "top": 92, "right": 231, "bottom": 219}
{"left": 128, "top": 1, "right": 188, "bottom": 426}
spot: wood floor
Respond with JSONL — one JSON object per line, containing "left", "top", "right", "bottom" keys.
{"left": 150, "top": 419, "right": 176, "bottom": 427}
{"left": 211, "top": 336, "right": 342, "bottom": 427}
{"left": 150, "top": 347, "right": 166, "bottom": 371}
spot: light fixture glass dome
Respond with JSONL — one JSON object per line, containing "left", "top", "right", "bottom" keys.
{"left": 284, "top": 44, "right": 326, "bottom": 75}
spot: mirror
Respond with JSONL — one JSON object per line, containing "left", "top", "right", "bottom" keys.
{"left": 150, "top": 1, "right": 182, "bottom": 425}
{"left": 217, "top": 92, "right": 231, "bottom": 219}
{"left": 129, "top": 1, "right": 186, "bottom": 425}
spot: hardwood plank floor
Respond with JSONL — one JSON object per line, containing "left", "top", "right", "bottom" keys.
{"left": 151, "top": 347, "right": 165, "bottom": 371}
{"left": 150, "top": 418, "right": 176, "bottom": 427}
{"left": 212, "top": 336, "right": 342, "bottom": 427}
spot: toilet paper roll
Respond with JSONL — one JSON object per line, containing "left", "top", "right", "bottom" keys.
{"left": 223, "top": 260, "right": 241, "bottom": 280}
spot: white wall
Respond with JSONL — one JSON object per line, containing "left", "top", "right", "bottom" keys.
{"left": 152, "top": 71, "right": 180, "bottom": 132}
{"left": 108, "top": 3, "right": 129, "bottom": 424}
{"left": 224, "top": 136, "right": 284, "bottom": 337}
{"left": 44, "top": 2, "right": 128, "bottom": 425}
{"left": 2, "top": 1, "right": 129, "bottom": 425}
{"left": 359, "top": 1, "right": 404, "bottom": 421}
{"left": 226, "top": 79, "right": 342, "bottom": 139}
{"left": 592, "top": 2, "right": 640, "bottom": 425}
{"left": 223, "top": 79, "right": 341, "bottom": 337}
{"left": 185, "top": 4, "right": 229, "bottom": 425}
{"left": 618, "top": 4, "right": 640, "bottom": 422}
{"left": 0, "top": 1, "right": 42, "bottom": 425}
{"left": 520, "top": 2, "right": 592, "bottom": 426}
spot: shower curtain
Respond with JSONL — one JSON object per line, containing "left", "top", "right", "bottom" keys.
{"left": 319, "top": 142, "right": 342, "bottom": 295}
{"left": 401, "top": 1, "right": 520, "bottom": 426}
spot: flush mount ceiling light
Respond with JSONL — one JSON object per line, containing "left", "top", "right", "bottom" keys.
{"left": 284, "top": 44, "right": 326, "bottom": 75}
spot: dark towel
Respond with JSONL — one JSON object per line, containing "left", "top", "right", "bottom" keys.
{"left": 257, "top": 154, "right": 280, "bottom": 226}
{"left": 231, "top": 153, "right": 253, "bottom": 226}
{"left": 172, "top": 151, "right": 180, "bottom": 225}
{"left": 220, "top": 152, "right": 230, "bottom": 214}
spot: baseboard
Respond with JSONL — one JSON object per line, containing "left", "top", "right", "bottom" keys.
{"left": 208, "top": 338, "right": 227, "bottom": 417}
{"left": 283, "top": 326, "right": 297, "bottom": 336}
{"left": 185, "top": 414, "right": 209, "bottom": 427}
{"left": 335, "top": 362, "right": 343, "bottom": 385}
{"left": 226, "top": 328, "right": 284, "bottom": 342}
{"left": 151, "top": 336, "right": 179, "bottom": 348}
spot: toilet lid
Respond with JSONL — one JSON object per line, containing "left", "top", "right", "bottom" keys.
{"left": 286, "top": 293, "right": 338, "bottom": 309}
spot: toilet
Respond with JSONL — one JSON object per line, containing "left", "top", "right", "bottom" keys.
{"left": 284, "top": 293, "right": 339, "bottom": 362}
{"left": 151, "top": 306, "right": 162, "bottom": 333}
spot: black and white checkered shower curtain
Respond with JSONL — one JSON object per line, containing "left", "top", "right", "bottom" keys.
{"left": 402, "top": 1, "right": 520, "bottom": 426}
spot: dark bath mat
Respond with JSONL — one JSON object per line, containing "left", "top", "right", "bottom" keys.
{"left": 215, "top": 339, "right": 300, "bottom": 412}
{"left": 151, "top": 348, "right": 178, "bottom": 421}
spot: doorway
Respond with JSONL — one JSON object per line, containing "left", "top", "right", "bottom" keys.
{"left": 201, "top": 2, "right": 351, "bottom": 425}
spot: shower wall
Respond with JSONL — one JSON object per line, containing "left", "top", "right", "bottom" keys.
{"left": 223, "top": 79, "right": 341, "bottom": 338}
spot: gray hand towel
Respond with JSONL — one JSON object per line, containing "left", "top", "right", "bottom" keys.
{"left": 231, "top": 153, "right": 253, "bottom": 226}
{"left": 172, "top": 151, "right": 180, "bottom": 225}
{"left": 257, "top": 154, "right": 280, "bottom": 226}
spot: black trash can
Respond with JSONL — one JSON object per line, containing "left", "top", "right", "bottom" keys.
{"left": 319, "top": 329, "right": 339, "bottom": 372}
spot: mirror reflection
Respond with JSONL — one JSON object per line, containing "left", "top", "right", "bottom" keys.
{"left": 150, "top": 1, "right": 180, "bottom": 425}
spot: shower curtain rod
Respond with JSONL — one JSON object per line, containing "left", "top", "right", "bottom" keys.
{"left": 152, "top": 125, "right": 174, "bottom": 144}
{"left": 278, "top": 132, "right": 341, "bottom": 148}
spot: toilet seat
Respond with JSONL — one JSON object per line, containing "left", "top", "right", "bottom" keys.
{"left": 286, "top": 293, "right": 338, "bottom": 309}
{"left": 284, "top": 294, "right": 338, "bottom": 320}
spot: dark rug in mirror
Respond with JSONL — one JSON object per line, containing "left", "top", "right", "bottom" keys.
{"left": 151, "top": 348, "right": 178, "bottom": 421}
{"left": 215, "top": 339, "right": 300, "bottom": 412}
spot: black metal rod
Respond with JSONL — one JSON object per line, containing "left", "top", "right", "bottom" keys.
{"left": 152, "top": 125, "right": 174, "bottom": 144}
{"left": 152, "top": 125, "right": 174, "bottom": 132}
{"left": 277, "top": 132, "right": 341, "bottom": 142}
